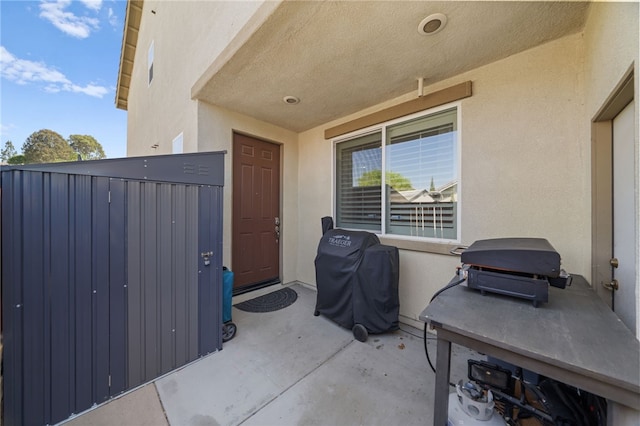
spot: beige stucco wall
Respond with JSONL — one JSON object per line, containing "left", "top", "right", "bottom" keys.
{"left": 124, "top": 0, "right": 638, "bottom": 331}
{"left": 584, "top": 1, "right": 639, "bottom": 115}
{"left": 126, "top": 0, "right": 268, "bottom": 157}
{"left": 124, "top": 1, "right": 638, "bottom": 417}
{"left": 197, "top": 102, "right": 299, "bottom": 283}
{"left": 298, "top": 32, "right": 590, "bottom": 326}
{"left": 584, "top": 0, "right": 639, "bottom": 307}
{"left": 125, "top": 0, "right": 300, "bottom": 282}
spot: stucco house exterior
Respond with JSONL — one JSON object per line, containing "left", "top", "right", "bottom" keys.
{"left": 116, "top": 0, "right": 639, "bottom": 420}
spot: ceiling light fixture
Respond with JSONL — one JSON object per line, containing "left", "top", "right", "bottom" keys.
{"left": 418, "top": 13, "right": 447, "bottom": 35}
{"left": 283, "top": 96, "right": 300, "bottom": 105}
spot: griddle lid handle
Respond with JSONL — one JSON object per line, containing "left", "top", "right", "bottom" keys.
{"left": 449, "top": 245, "right": 468, "bottom": 256}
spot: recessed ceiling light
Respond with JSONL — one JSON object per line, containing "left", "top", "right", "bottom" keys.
{"left": 418, "top": 13, "right": 447, "bottom": 36}
{"left": 283, "top": 96, "right": 300, "bottom": 105}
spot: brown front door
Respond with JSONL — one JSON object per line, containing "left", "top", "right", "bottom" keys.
{"left": 232, "top": 133, "right": 281, "bottom": 289}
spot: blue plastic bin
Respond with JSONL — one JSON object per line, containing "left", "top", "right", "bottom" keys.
{"left": 222, "top": 267, "right": 236, "bottom": 341}
{"left": 223, "top": 267, "right": 234, "bottom": 322}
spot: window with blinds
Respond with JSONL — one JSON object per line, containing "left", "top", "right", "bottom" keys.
{"left": 335, "top": 106, "right": 459, "bottom": 241}
{"left": 386, "top": 108, "right": 457, "bottom": 239}
{"left": 336, "top": 132, "right": 382, "bottom": 230}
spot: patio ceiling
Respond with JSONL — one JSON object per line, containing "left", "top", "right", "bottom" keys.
{"left": 191, "top": 1, "right": 591, "bottom": 134}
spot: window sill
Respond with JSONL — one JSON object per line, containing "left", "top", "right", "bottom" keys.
{"left": 378, "top": 236, "right": 461, "bottom": 256}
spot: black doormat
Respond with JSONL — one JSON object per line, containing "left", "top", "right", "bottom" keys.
{"left": 234, "top": 287, "right": 298, "bottom": 313}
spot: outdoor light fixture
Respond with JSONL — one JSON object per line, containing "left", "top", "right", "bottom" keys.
{"left": 418, "top": 13, "right": 447, "bottom": 35}
{"left": 283, "top": 96, "right": 300, "bottom": 105}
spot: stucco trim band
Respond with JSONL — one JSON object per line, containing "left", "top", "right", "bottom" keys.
{"left": 324, "top": 81, "right": 472, "bottom": 139}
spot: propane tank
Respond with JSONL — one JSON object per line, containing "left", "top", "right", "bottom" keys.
{"left": 447, "top": 381, "right": 507, "bottom": 426}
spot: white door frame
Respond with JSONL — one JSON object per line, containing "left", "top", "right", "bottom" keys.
{"left": 591, "top": 66, "right": 638, "bottom": 336}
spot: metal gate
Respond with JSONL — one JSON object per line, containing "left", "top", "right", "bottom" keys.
{"left": 1, "top": 152, "right": 225, "bottom": 425}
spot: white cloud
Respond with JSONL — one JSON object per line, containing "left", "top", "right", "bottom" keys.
{"left": 39, "top": 0, "right": 100, "bottom": 39}
{"left": 0, "top": 46, "right": 68, "bottom": 85}
{"left": 0, "top": 123, "right": 16, "bottom": 140}
{"left": 107, "top": 7, "right": 118, "bottom": 28}
{"left": 80, "top": 0, "right": 102, "bottom": 12}
{"left": 0, "top": 46, "right": 109, "bottom": 99}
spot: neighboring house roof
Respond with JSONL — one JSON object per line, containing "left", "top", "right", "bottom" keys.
{"left": 115, "top": 0, "right": 143, "bottom": 110}
{"left": 437, "top": 181, "right": 457, "bottom": 193}
{"left": 116, "top": 1, "right": 591, "bottom": 130}
{"left": 390, "top": 182, "right": 458, "bottom": 204}
{"left": 393, "top": 189, "right": 434, "bottom": 203}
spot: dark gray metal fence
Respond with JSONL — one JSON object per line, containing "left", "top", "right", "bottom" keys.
{"left": 1, "top": 152, "right": 225, "bottom": 425}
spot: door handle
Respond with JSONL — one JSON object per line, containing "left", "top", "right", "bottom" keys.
{"left": 602, "top": 279, "right": 619, "bottom": 291}
{"left": 201, "top": 251, "right": 213, "bottom": 266}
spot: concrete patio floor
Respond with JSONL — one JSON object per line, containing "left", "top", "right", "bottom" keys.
{"left": 64, "top": 283, "right": 482, "bottom": 426}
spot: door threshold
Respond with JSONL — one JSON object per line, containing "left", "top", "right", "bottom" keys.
{"left": 233, "top": 278, "right": 281, "bottom": 296}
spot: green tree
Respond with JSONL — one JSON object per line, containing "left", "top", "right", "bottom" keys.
{"left": 22, "top": 129, "right": 76, "bottom": 163}
{"left": 7, "top": 154, "right": 26, "bottom": 165}
{"left": 1, "top": 140, "right": 17, "bottom": 161}
{"left": 68, "top": 134, "right": 106, "bottom": 160}
{"left": 358, "top": 169, "right": 413, "bottom": 190}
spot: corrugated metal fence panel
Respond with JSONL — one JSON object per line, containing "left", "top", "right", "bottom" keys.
{"left": 126, "top": 181, "right": 201, "bottom": 388}
{"left": 175, "top": 184, "right": 200, "bottom": 367}
{"left": 198, "top": 185, "right": 224, "bottom": 355}
{"left": 6, "top": 151, "right": 226, "bottom": 186}
{"left": 109, "top": 179, "right": 128, "bottom": 396}
{"left": 1, "top": 153, "right": 225, "bottom": 425}
{"left": 1, "top": 171, "right": 114, "bottom": 425}
{"left": 49, "top": 173, "right": 72, "bottom": 422}
{"left": 93, "top": 176, "right": 112, "bottom": 405}
{"left": 142, "top": 182, "right": 159, "bottom": 380}
{"left": 159, "top": 184, "right": 174, "bottom": 375}
{"left": 22, "top": 172, "right": 46, "bottom": 426}
{"left": 126, "top": 181, "right": 144, "bottom": 387}
{"left": 2, "top": 170, "right": 24, "bottom": 426}
{"left": 71, "top": 175, "right": 99, "bottom": 410}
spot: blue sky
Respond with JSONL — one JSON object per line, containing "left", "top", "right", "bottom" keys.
{"left": 1, "top": 0, "right": 127, "bottom": 159}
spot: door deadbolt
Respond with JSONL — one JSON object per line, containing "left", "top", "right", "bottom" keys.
{"left": 610, "top": 258, "right": 619, "bottom": 268}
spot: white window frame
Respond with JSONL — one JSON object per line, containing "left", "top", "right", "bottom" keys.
{"left": 172, "top": 132, "right": 184, "bottom": 154}
{"left": 332, "top": 101, "right": 462, "bottom": 244}
{"left": 148, "top": 40, "right": 154, "bottom": 86}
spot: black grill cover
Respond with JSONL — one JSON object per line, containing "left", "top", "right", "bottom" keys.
{"left": 314, "top": 228, "right": 399, "bottom": 334}
{"left": 354, "top": 244, "right": 400, "bottom": 333}
{"left": 314, "top": 229, "right": 379, "bottom": 328}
